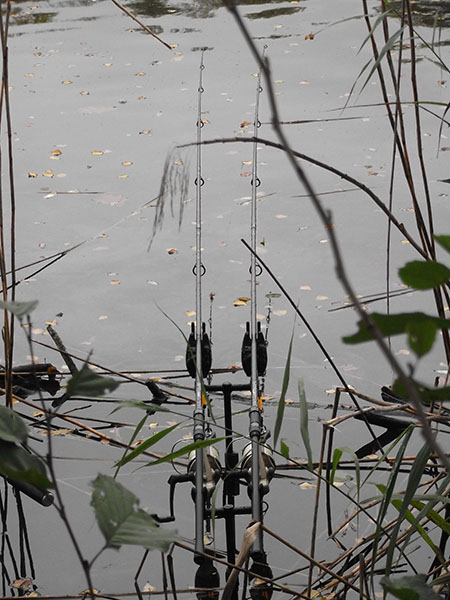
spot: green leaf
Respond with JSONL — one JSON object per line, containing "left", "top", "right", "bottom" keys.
{"left": 0, "top": 300, "right": 38, "bottom": 319}
{"left": 399, "top": 260, "right": 450, "bottom": 290}
{"left": 90, "top": 474, "right": 177, "bottom": 552}
{"left": 330, "top": 448, "right": 343, "bottom": 485}
{"left": 344, "top": 312, "right": 450, "bottom": 344}
{"left": 406, "top": 320, "right": 437, "bottom": 357}
{"left": 298, "top": 378, "right": 312, "bottom": 469}
{"left": 0, "top": 406, "right": 28, "bottom": 443}
{"left": 145, "top": 437, "right": 224, "bottom": 467}
{"left": 435, "top": 235, "right": 450, "bottom": 254}
{"left": 114, "top": 423, "right": 178, "bottom": 468}
{"left": 392, "top": 378, "right": 450, "bottom": 403}
{"left": 0, "top": 441, "right": 53, "bottom": 489}
{"left": 66, "top": 363, "right": 120, "bottom": 398}
{"left": 273, "top": 328, "right": 294, "bottom": 448}
{"left": 280, "top": 440, "right": 290, "bottom": 459}
{"left": 381, "top": 574, "right": 441, "bottom": 600}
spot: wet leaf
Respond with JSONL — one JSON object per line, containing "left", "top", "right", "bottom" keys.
{"left": 0, "top": 406, "right": 28, "bottom": 444}
{"left": 399, "top": 260, "right": 450, "bottom": 290}
{"left": 92, "top": 150, "right": 104, "bottom": 156}
{"left": 135, "top": 71, "right": 146, "bottom": 76}
{"left": 0, "top": 441, "right": 52, "bottom": 489}
{"left": 51, "top": 149, "right": 62, "bottom": 156}
{"left": 61, "top": 80, "right": 72, "bottom": 84}
{"left": 344, "top": 312, "right": 450, "bottom": 344}
{"left": 122, "top": 161, "right": 133, "bottom": 167}
{"left": 12, "top": 578, "right": 33, "bottom": 591}
{"left": 305, "top": 32, "right": 315, "bottom": 40}
{"left": 167, "top": 248, "right": 178, "bottom": 255}
{"left": 66, "top": 363, "right": 120, "bottom": 398}
{"left": 139, "top": 130, "right": 152, "bottom": 136}
{"left": 42, "top": 170, "right": 54, "bottom": 178}
{"left": 280, "top": 440, "right": 290, "bottom": 459}
{"left": 90, "top": 475, "right": 177, "bottom": 551}
{"left": 0, "top": 299, "right": 38, "bottom": 319}
{"left": 407, "top": 320, "right": 436, "bottom": 357}
{"left": 185, "top": 310, "right": 196, "bottom": 317}
{"left": 28, "top": 172, "right": 38, "bottom": 178}
{"left": 381, "top": 575, "right": 441, "bottom": 600}
{"left": 240, "top": 120, "right": 251, "bottom": 127}
{"left": 435, "top": 235, "right": 450, "bottom": 254}
{"left": 118, "top": 174, "right": 128, "bottom": 179}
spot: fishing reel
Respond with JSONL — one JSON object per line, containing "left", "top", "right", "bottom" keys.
{"left": 241, "top": 435, "right": 275, "bottom": 498}
{"left": 188, "top": 442, "right": 222, "bottom": 503}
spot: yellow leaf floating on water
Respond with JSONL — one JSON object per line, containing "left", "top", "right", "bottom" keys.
{"left": 91, "top": 150, "right": 103, "bottom": 156}
{"left": 299, "top": 482, "right": 316, "bottom": 489}
{"left": 118, "top": 174, "right": 128, "bottom": 179}
{"left": 98, "top": 315, "right": 108, "bottom": 320}
{"left": 316, "top": 295, "right": 329, "bottom": 301}
{"left": 135, "top": 71, "right": 146, "bottom": 76}
{"left": 185, "top": 310, "right": 196, "bottom": 317}
{"left": 273, "top": 310, "right": 287, "bottom": 316}
{"left": 28, "top": 172, "right": 38, "bottom": 178}
{"left": 42, "top": 170, "right": 54, "bottom": 178}
{"left": 149, "top": 422, "right": 158, "bottom": 429}
{"left": 51, "top": 149, "right": 62, "bottom": 156}
{"left": 110, "top": 280, "right": 120, "bottom": 285}
{"left": 25, "top": 73, "right": 34, "bottom": 77}
{"left": 122, "top": 161, "right": 133, "bottom": 167}
{"left": 61, "top": 80, "right": 72, "bottom": 85}
{"left": 80, "top": 90, "right": 90, "bottom": 95}
{"left": 233, "top": 297, "right": 250, "bottom": 306}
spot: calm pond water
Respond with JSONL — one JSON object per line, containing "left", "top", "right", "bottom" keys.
{"left": 3, "top": 0, "right": 450, "bottom": 595}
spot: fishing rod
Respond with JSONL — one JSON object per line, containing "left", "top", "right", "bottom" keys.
{"left": 241, "top": 45, "right": 274, "bottom": 600}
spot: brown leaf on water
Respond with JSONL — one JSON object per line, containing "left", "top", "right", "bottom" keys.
{"left": 12, "top": 579, "right": 33, "bottom": 591}
{"left": 28, "top": 172, "right": 38, "bottom": 178}
{"left": 240, "top": 172, "right": 251, "bottom": 177}
{"left": 240, "top": 120, "right": 251, "bottom": 127}
{"left": 167, "top": 248, "right": 178, "bottom": 255}
{"left": 110, "top": 280, "right": 120, "bottom": 285}
{"left": 135, "top": 71, "right": 146, "bottom": 76}
{"left": 139, "top": 129, "right": 152, "bottom": 136}
{"left": 305, "top": 32, "right": 315, "bottom": 40}
{"left": 51, "top": 149, "right": 62, "bottom": 156}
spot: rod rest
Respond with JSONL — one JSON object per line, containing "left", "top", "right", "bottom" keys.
{"left": 151, "top": 472, "right": 194, "bottom": 523}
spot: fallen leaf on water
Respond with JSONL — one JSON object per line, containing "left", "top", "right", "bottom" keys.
{"left": 142, "top": 584, "right": 155, "bottom": 593}
{"left": 169, "top": 44, "right": 178, "bottom": 49}
{"left": 42, "top": 170, "right": 54, "bottom": 178}
{"left": 441, "top": 146, "right": 450, "bottom": 151}
{"left": 80, "top": 90, "right": 90, "bottom": 95}
{"left": 97, "top": 233, "right": 108, "bottom": 238}
{"left": 110, "top": 280, "right": 120, "bottom": 285}
{"left": 118, "top": 174, "right": 128, "bottom": 179}
{"left": 25, "top": 73, "right": 34, "bottom": 77}
{"left": 32, "top": 410, "right": 44, "bottom": 417}
{"left": 167, "top": 421, "right": 177, "bottom": 427}
{"left": 241, "top": 172, "right": 251, "bottom": 177}
{"left": 12, "top": 579, "right": 33, "bottom": 591}
{"left": 51, "top": 149, "right": 62, "bottom": 156}
{"left": 61, "top": 80, "right": 72, "bottom": 85}
{"left": 299, "top": 482, "right": 316, "bottom": 489}
{"left": 122, "top": 161, "right": 133, "bottom": 167}
{"left": 139, "top": 129, "right": 152, "bottom": 136}
{"left": 104, "top": 63, "right": 112, "bottom": 67}
{"left": 135, "top": 71, "right": 146, "bottom": 76}
{"left": 167, "top": 248, "right": 178, "bottom": 255}
{"left": 91, "top": 150, "right": 103, "bottom": 156}
{"left": 299, "top": 80, "right": 310, "bottom": 85}
{"left": 305, "top": 32, "right": 315, "bottom": 40}
{"left": 149, "top": 422, "right": 158, "bottom": 429}
{"left": 28, "top": 172, "right": 38, "bottom": 178}
{"left": 173, "top": 159, "right": 183, "bottom": 166}
{"left": 98, "top": 315, "right": 108, "bottom": 320}
{"left": 300, "top": 285, "right": 312, "bottom": 291}
{"left": 183, "top": 433, "right": 193, "bottom": 440}
{"left": 396, "top": 348, "right": 410, "bottom": 356}
{"left": 51, "top": 428, "right": 73, "bottom": 436}
{"left": 273, "top": 310, "right": 287, "bottom": 316}
{"left": 316, "top": 295, "right": 329, "bottom": 301}
{"left": 185, "top": 310, "right": 196, "bottom": 317}
{"left": 275, "top": 214, "right": 288, "bottom": 219}
{"left": 240, "top": 120, "right": 251, "bottom": 127}
{"left": 234, "top": 300, "right": 247, "bottom": 307}
{"left": 242, "top": 160, "right": 252, "bottom": 165}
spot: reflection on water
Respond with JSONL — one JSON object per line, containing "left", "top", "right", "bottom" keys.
{"left": 124, "top": 0, "right": 301, "bottom": 20}
{"left": 387, "top": 0, "right": 450, "bottom": 27}
{"left": 8, "top": 0, "right": 306, "bottom": 28}
{"left": 245, "top": 5, "right": 304, "bottom": 19}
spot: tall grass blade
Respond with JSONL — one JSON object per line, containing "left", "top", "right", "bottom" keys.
{"left": 114, "top": 413, "right": 148, "bottom": 478}
{"left": 298, "top": 378, "right": 312, "bottom": 469}
{"left": 145, "top": 437, "right": 225, "bottom": 467}
{"left": 273, "top": 326, "right": 294, "bottom": 448}
{"left": 385, "top": 441, "right": 431, "bottom": 573}
{"left": 369, "top": 425, "right": 414, "bottom": 587}
{"left": 114, "top": 423, "right": 179, "bottom": 469}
